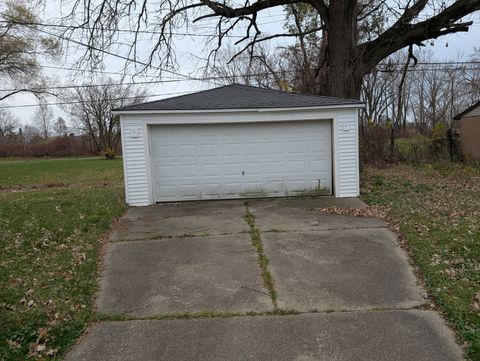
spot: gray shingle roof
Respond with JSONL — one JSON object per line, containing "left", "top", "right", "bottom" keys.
{"left": 114, "top": 84, "right": 364, "bottom": 111}
{"left": 453, "top": 100, "right": 480, "bottom": 120}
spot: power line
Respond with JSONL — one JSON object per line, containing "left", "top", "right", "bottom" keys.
{"left": 377, "top": 61, "right": 480, "bottom": 66}
{"left": 0, "top": 78, "right": 197, "bottom": 92}
{"left": 39, "top": 64, "right": 194, "bottom": 80}
{"left": 0, "top": 15, "right": 288, "bottom": 37}
{"left": 0, "top": 90, "right": 194, "bottom": 109}
{"left": 0, "top": 19, "right": 244, "bottom": 38}
{"left": 3, "top": 64, "right": 480, "bottom": 108}
{"left": 4, "top": 17, "right": 479, "bottom": 78}
{"left": 2, "top": 63, "right": 480, "bottom": 93}
{"left": 4, "top": 17, "right": 479, "bottom": 72}
{"left": 0, "top": 14, "right": 221, "bottom": 87}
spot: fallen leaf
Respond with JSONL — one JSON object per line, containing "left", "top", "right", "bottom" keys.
{"left": 7, "top": 339, "right": 20, "bottom": 348}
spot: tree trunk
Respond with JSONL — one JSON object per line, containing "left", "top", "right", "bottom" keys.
{"left": 324, "top": 0, "right": 362, "bottom": 99}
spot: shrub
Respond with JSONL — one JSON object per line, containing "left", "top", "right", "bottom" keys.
{"left": 431, "top": 124, "right": 447, "bottom": 159}
{"left": 359, "top": 123, "right": 390, "bottom": 166}
{"left": 0, "top": 136, "right": 95, "bottom": 158}
{"left": 103, "top": 147, "right": 116, "bottom": 160}
{"left": 396, "top": 137, "right": 431, "bottom": 163}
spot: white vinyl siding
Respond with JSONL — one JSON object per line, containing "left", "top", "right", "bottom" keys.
{"left": 121, "top": 119, "right": 150, "bottom": 206}
{"left": 120, "top": 107, "right": 360, "bottom": 206}
{"left": 334, "top": 110, "right": 360, "bottom": 197}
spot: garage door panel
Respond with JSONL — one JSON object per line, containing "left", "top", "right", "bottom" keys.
{"left": 150, "top": 121, "right": 332, "bottom": 202}
{"left": 245, "top": 142, "right": 265, "bottom": 154}
{"left": 155, "top": 165, "right": 176, "bottom": 178}
{"left": 177, "top": 165, "right": 199, "bottom": 177}
{"left": 199, "top": 144, "right": 219, "bottom": 156}
{"left": 309, "top": 140, "right": 329, "bottom": 153}
{"left": 202, "top": 164, "right": 221, "bottom": 176}
{"left": 222, "top": 143, "right": 241, "bottom": 156}
{"left": 266, "top": 142, "right": 286, "bottom": 155}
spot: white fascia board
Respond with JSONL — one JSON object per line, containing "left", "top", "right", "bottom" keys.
{"left": 112, "top": 103, "right": 365, "bottom": 116}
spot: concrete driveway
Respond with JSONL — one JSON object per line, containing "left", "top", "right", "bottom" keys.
{"left": 66, "top": 198, "right": 462, "bottom": 361}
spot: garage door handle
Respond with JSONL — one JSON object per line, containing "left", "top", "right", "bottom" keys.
{"left": 242, "top": 171, "right": 245, "bottom": 176}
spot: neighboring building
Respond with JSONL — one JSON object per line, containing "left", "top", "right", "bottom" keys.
{"left": 113, "top": 84, "right": 364, "bottom": 206}
{"left": 454, "top": 101, "right": 480, "bottom": 160}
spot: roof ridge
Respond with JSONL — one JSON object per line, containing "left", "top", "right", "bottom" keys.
{"left": 229, "top": 83, "right": 361, "bottom": 102}
{"left": 114, "top": 83, "right": 364, "bottom": 112}
{"left": 453, "top": 100, "right": 480, "bottom": 120}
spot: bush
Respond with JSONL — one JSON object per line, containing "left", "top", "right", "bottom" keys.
{"left": 359, "top": 123, "right": 390, "bottom": 165}
{"left": 396, "top": 137, "right": 431, "bottom": 163}
{"left": 431, "top": 124, "right": 447, "bottom": 159}
{"left": 360, "top": 123, "right": 457, "bottom": 166}
{"left": 103, "top": 147, "right": 116, "bottom": 160}
{"left": 0, "top": 136, "right": 95, "bottom": 158}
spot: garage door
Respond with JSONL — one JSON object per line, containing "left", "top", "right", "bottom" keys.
{"left": 150, "top": 120, "right": 332, "bottom": 202}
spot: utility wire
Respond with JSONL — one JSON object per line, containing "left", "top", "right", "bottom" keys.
{"left": 3, "top": 63, "right": 480, "bottom": 109}
{"left": 0, "top": 15, "right": 289, "bottom": 37}
{"left": 0, "top": 90, "right": 193, "bottom": 109}
{"left": 0, "top": 19, "right": 245, "bottom": 38}
{"left": 0, "top": 78, "right": 200, "bottom": 92}
{"left": 0, "top": 14, "right": 221, "bottom": 88}
{"left": 2, "top": 65, "right": 480, "bottom": 93}
{"left": 2, "top": 63, "right": 480, "bottom": 93}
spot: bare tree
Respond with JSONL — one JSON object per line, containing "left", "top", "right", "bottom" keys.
{"left": 21, "top": 124, "right": 42, "bottom": 144}
{"left": 54, "top": 116, "right": 68, "bottom": 137}
{"left": 0, "top": 1, "right": 61, "bottom": 102}
{"left": 464, "top": 48, "right": 480, "bottom": 101}
{"left": 32, "top": 102, "right": 54, "bottom": 140}
{"left": 66, "top": 78, "right": 147, "bottom": 159}
{"left": 0, "top": 108, "right": 18, "bottom": 143}
{"left": 62, "top": 0, "right": 480, "bottom": 99}
{"left": 205, "top": 44, "right": 290, "bottom": 89}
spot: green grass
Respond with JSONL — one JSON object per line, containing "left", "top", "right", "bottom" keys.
{"left": 361, "top": 162, "right": 480, "bottom": 360}
{"left": 243, "top": 207, "right": 278, "bottom": 310}
{"left": 0, "top": 158, "right": 125, "bottom": 360}
{"left": 0, "top": 158, "right": 123, "bottom": 189}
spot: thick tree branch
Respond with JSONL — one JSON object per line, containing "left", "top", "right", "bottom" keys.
{"left": 360, "top": 0, "right": 480, "bottom": 70}
{"left": 198, "top": 0, "right": 308, "bottom": 18}
{"left": 0, "top": 88, "right": 56, "bottom": 102}
{"left": 310, "top": 0, "right": 329, "bottom": 23}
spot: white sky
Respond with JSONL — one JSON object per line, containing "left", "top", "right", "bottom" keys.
{"left": 3, "top": 1, "right": 480, "bottom": 127}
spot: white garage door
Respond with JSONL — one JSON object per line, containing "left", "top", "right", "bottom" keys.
{"left": 150, "top": 120, "right": 332, "bottom": 202}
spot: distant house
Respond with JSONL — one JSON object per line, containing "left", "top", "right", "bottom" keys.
{"left": 454, "top": 101, "right": 480, "bottom": 160}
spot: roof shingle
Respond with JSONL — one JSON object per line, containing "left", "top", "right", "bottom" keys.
{"left": 115, "top": 84, "right": 364, "bottom": 111}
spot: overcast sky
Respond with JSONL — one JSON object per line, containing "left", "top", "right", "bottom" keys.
{"left": 2, "top": 1, "right": 480, "bottom": 128}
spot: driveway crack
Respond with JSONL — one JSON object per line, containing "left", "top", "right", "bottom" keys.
{"left": 243, "top": 203, "right": 279, "bottom": 311}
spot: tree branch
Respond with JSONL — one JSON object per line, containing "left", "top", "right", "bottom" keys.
{"left": 310, "top": 0, "right": 329, "bottom": 23}
{"left": 360, "top": 0, "right": 480, "bottom": 70}
{"left": 0, "top": 88, "right": 56, "bottom": 102}
{"left": 198, "top": 0, "right": 308, "bottom": 18}
{"left": 228, "top": 26, "right": 323, "bottom": 63}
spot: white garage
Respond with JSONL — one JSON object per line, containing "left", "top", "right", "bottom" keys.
{"left": 114, "top": 84, "right": 364, "bottom": 206}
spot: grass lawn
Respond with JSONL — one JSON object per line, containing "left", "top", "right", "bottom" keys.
{"left": 0, "top": 158, "right": 124, "bottom": 189}
{"left": 362, "top": 163, "right": 480, "bottom": 360}
{"left": 2, "top": 157, "right": 479, "bottom": 360}
{"left": 0, "top": 158, "right": 125, "bottom": 360}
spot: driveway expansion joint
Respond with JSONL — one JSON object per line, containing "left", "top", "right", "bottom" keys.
{"left": 108, "top": 230, "right": 249, "bottom": 243}
{"left": 94, "top": 304, "right": 437, "bottom": 323}
{"left": 243, "top": 204, "right": 279, "bottom": 310}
